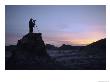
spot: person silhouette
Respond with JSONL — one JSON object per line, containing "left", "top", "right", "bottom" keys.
{"left": 29, "top": 18, "right": 36, "bottom": 33}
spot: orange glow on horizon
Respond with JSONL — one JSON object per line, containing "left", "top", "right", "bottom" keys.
{"left": 44, "top": 27, "right": 105, "bottom": 46}
{"left": 71, "top": 38, "right": 100, "bottom": 45}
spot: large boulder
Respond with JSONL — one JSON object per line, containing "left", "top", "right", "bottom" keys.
{"left": 17, "top": 33, "right": 48, "bottom": 57}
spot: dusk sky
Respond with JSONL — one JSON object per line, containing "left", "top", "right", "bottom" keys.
{"left": 5, "top": 5, "right": 106, "bottom": 46}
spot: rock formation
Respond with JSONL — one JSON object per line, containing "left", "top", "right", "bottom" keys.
{"left": 17, "top": 33, "right": 48, "bottom": 57}
{"left": 5, "top": 19, "right": 61, "bottom": 70}
{"left": 6, "top": 32, "right": 61, "bottom": 70}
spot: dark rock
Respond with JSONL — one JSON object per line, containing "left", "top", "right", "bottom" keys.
{"left": 80, "top": 38, "right": 106, "bottom": 69}
{"left": 17, "top": 33, "right": 48, "bottom": 57}
{"left": 6, "top": 33, "right": 62, "bottom": 70}
{"left": 46, "top": 44, "right": 58, "bottom": 50}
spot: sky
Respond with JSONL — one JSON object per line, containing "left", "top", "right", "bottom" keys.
{"left": 5, "top": 5, "right": 106, "bottom": 46}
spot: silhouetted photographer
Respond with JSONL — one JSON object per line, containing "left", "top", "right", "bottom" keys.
{"left": 29, "top": 18, "right": 37, "bottom": 33}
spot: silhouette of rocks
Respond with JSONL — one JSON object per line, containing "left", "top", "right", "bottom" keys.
{"left": 17, "top": 33, "right": 48, "bottom": 57}
{"left": 5, "top": 32, "right": 106, "bottom": 70}
{"left": 6, "top": 33, "right": 61, "bottom": 70}
{"left": 59, "top": 44, "right": 82, "bottom": 51}
{"left": 46, "top": 44, "right": 58, "bottom": 50}
{"left": 80, "top": 38, "right": 106, "bottom": 69}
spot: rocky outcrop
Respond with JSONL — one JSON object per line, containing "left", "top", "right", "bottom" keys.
{"left": 17, "top": 33, "right": 48, "bottom": 57}
{"left": 79, "top": 38, "right": 106, "bottom": 69}
{"left": 6, "top": 33, "right": 61, "bottom": 70}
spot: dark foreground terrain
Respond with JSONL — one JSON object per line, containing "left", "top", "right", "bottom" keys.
{"left": 5, "top": 37, "right": 106, "bottom": 70}
{"left": 47, "top": 38, "right": 106, "bottom": 70}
